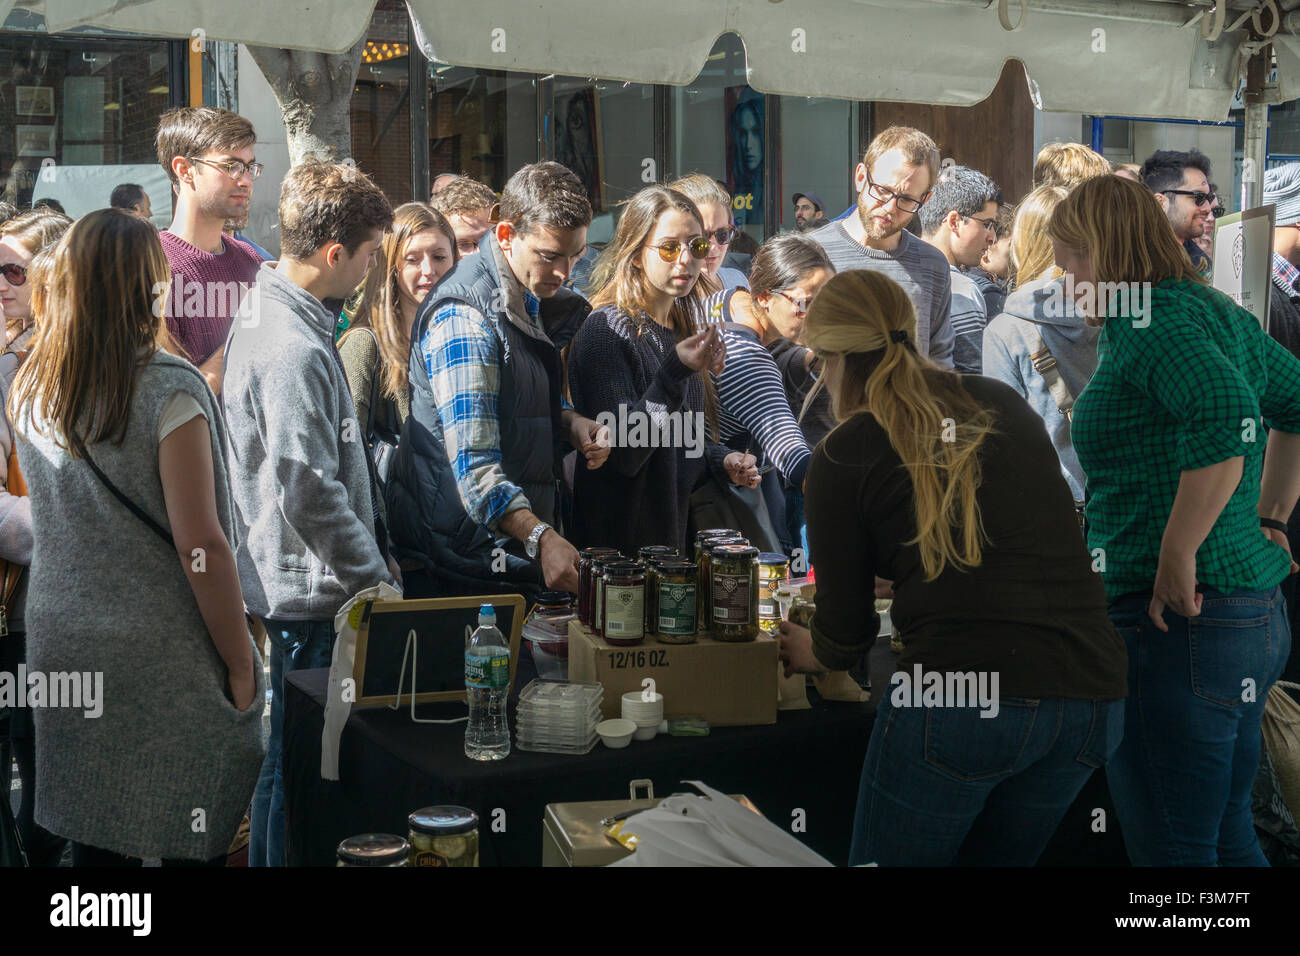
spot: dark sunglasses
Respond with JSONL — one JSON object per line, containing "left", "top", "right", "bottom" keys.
{"left": 0, "top": 263, "right": 27, "bottom": 286}
{"left": 646, "top": 237, "right": 711, "bottom": 262}
{"left": 1162, "top": 189, "right": 1216, "bottom": 208}
{"left": 1210, "top": 204, "right": 1226, "bottom": 218}
{"left": 707, "top": 226, "right": 738, "bottom": 246}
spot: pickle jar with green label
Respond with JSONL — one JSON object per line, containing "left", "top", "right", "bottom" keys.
{"left": 710, "top": 544, "right": 760, "bottom": 642}
{"left": 601, "top": 561, "right": 645, "bottom": 646}
{"left": 638, "top": 547, "right": 678, "bottom": 634}
{"left": 653, "top": 560, "right": 698, "bottom": 643}
{"left": 407, "top": 806, "right": 479, "bottom": 867}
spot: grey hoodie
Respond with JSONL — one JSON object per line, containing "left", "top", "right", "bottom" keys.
{"left": 982, "top": 276, "right": 1099, "bottom": 501}
{"left": 223, "top": 263, "right": 396, "bottom": 621}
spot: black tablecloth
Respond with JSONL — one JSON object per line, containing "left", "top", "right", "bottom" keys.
{"left": 285, "top": 667, "right": 875, "bottom": 866}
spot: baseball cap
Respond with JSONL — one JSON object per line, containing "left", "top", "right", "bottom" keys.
{"left": 792, "top": 191, "right": 825, "bottom": 212}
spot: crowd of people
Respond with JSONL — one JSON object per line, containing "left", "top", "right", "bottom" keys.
{"left": 1, "top": 101, "right": 1298, "bottom": 869}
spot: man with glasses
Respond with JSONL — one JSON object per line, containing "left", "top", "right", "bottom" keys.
{"left": 1139, "top": 148, "right": 1214, "bottom": 277}
{"left": 388, "top": 162, "right": 609, "bottom": 600}
{"left": 155, "top": 107, "right": 264, "bottom": 396}
{"left": 809, "top": 127, "right": 955, "bottom": 368}
{"left": 792, "top": 191, "right": 826, "bottom": 232}
{"left": 918, "top": 166, "right": 1001, "bottom": 373}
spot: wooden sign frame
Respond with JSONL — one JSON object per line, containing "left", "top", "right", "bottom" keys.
{"left": 351, "top": 594, "right": 526, "bottom": 708}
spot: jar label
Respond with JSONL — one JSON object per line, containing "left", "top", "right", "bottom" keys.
{"left": 657, "top": 583, "right": 697, "bottom": 635}
{"left": 595, "top": 580, "right": 605, "bottom": 632}
{"left": 759, "top": 599, "right": 777, "bottom": 618}
{"left": 712, "top": 571, "right": 753, "bottom": 624}
{"left": 412, "top": 849, "right": 450, "bottom": 867}
{"left": 604, "top": 584, "right": 644, "bottom": 637}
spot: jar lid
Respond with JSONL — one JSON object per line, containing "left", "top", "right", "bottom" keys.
{"left": 638, "top": 546, "right": 678, "bottom": 557}
{"left": 656, "top": 559, "right": 697, "bottom": 573}
{"left": 603, "top": 560, "right": 641, "bottom": 575}
{"left": 336, "top": 833, "right": 410, "bottom": 865}
{"left": 707, "top": 537, "right": 748, "bottom": 553}
{"left": 758, "top": 553, "right": 790, "bottom": 566}
{"left": 408, "top": 806, "right": 479, "bottom": 836}
{"left": 696, "top": 528, "right": 738, "bottom": 541}
{"left": 713, "top": 544, "right": 759, "bottom": 560}
{"left": 591, "top": 553, "right": 623, "bottom": 569}
{"left": 648, "top": 554, "right": 686, "bottom": 569}
{"left": 580, "top": 547, "right": 621, "bottom": 559}
{"left": 535, "top": 590, "right": 573, "bottom": 609}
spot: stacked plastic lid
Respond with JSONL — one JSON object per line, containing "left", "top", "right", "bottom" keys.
{"left": 515, "top": 679, "right": 604, "bottom": 754}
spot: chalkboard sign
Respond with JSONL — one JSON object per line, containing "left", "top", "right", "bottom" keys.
{"left": 352, "top": 595, "right": 526, "bottom": 708}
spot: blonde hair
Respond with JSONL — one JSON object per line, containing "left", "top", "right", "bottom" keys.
{"left": 1048, "top": 175, "right": 1205, "bottom": 286}
{"left": 10, "top": 209, "right": 176, "bottom": 451}
{"left": 1008, "top": 185, "right": 1068, "bottom": 290}
{"left": 589, "top": 184, "right": 717, "bottom": 435}
{"left": 345, "top": 202, "right": 457, "bottom": 403}
{"left": 26, "top": 245, "right": 57, "bottom": 329}
{"left": 1033, "top": 142, "right": 1112, "bottom": 189}
{"left": 667, "top": 173, "right": 733, "bottom": 296}
{"left": 802, "top": 270, "right": 996, "bottom": 580}
{"left": 863, "top": 127, "right": 941, "bottom": 183}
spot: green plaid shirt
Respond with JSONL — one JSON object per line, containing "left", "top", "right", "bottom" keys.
{"left": 1072, "top": 278, "right": 1300, "bottom": 598}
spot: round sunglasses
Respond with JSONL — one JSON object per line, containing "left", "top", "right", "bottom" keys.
{"left": 645, "top": 236, "right": 711, "bottom": 262}
{"left": 0, "top": 263, "right": 27, "bottom": 287}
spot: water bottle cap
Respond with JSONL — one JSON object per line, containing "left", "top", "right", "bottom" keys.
{"left": 478, "top": 604, "right": 496, "bottom": 624}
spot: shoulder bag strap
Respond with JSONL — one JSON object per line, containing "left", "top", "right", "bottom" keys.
{"left": 71, "top": 434, "right": 175, "bottom": 549}
{"left": 1028, "top": 328, "right": 1077, "bottom": 423}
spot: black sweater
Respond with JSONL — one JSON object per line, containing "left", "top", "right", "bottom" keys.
{"left": 567, "top": 306, "right": 729, "bottom": 556}
{"left": 806, "top": 374, "right": 1127, "bottom": 699}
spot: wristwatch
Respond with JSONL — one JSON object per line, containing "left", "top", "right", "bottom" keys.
{"left": 525, "top": 521, "right": 551, "bottom": 559}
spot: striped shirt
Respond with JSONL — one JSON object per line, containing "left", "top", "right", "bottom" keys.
{"left": 949, "top": 266, "right": 988, "bottom": 374}
{"left": 419, "top": 291, "right": 542, "bottom": 531}
{"left": 704, "top": 288, "right": 814, "bottom": 487}
{"left": 1072, "top": 278, "right": 1300, "bottom": 597}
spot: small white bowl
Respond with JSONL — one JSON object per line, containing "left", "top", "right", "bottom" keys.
{"left": 596, "top": 718, "right": 637, "bottom": 749}
{"left": 631, "top": 723, "right": 659, "bottom": 741}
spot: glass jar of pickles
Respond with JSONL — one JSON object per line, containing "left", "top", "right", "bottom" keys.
{"left": 710, "top": 544, "right": 760, "bottom": 641}
{"left": 578, "top": 548, "right": 620, "bottom": 627}
{"left": 601, "top": 561, "right": 645, "bottom": 646}
{"left": 700, "top": 536, "right": 748, "bottom": 633}
{"left": 407, "top": 806, "right": 479, "bottom": 867}
{"left": 757, "top": 553, "right": 790, "bottom": 634}
{"left": 695, "top": 529, "right": 739, "bottom": 564}
{"left": 591, "top": 552, "right": 623, "bottom": 637}
{"left": 336, "top": 833, "right": 409, "bottom": 866}
{"left": 638, "top": 547, "right": 678, "bottom": 634}
{"left": 653, "top": 560, "right": 698, "bottom": 643}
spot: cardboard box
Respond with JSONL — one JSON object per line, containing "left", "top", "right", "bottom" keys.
{"left": 567, "top": 621, "right": 778, "bottom": 726}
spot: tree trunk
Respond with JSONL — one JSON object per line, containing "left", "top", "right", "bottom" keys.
{"left": 246, "top": 39, "right": 366, "bottom": 166}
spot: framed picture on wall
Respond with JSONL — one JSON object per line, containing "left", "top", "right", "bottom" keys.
{"left": 725, "top": 87, "right": 764, "bottom": 226}
{"left": 16, "top": 86, "right": 55, "bottom": 117}
{"left": 17, "top": 125, "right": 56, "bottom": 157}
{"left": 555, "top": 87, "right": 606, "bottom": 212}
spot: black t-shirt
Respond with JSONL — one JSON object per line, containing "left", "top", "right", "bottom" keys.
{"left": 805, "top": 374, "right": 1127, "bottom": 699}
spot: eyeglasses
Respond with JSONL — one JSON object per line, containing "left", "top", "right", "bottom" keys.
{"left": 773, "top": 290, "right": 811, "bottom": 314}
{"left": 864, "top": 171, "right": 929, "bottom": 213}
{"left": 646, "top": 237, "right": 711, "bottom": 262}
{"left": 188, "top": 157, "right": 265, "bottom": 181}
{"left": 963, "top": 214, "right": 999, "bottom": 233}
{"left": 0, "top": 263, "right": 27, "bottom": 286}
{"left": 1162, "top": 189, "right": 1215, "bottom": 208}
{"left": 706, "top": 226, "right": 738, "bottom": 246}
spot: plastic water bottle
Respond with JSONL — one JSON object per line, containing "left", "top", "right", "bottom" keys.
{"left": 465, "top": 604, "right": 510, "bottom": 760}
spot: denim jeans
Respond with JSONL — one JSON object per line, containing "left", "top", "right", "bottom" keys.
{"left": 849, "top": 688, "right": 1124, "bottom": 865}
{"left": 1105, "top": 586, "right": 1290, "bottom": 866}
{"left": 249, "top": 618, "right": 335, "bottom": 868}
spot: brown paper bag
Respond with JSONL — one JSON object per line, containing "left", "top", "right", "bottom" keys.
{"left": 813, "top": 671, "right": 870, "bottom": 703}
{"left": 777, "top": 659, "right": 811, "bottom": 710}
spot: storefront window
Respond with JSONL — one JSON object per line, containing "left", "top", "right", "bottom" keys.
{"left": 0, "top": 32, "right": 173, "bottom": 221}
{"left": 428, "top": 64, "right": 536, "bottom": 195}
{"left": 552, "top": 76, "right": 655, "bottom": 245}
{"left": 779, "top": 96, "right": 858, "bottom": 233}
{"left": 352, "top": 0, "right": 411, "bottom": 205}
{"left": 671, "top": 32, "right": 764, "bottom": 242}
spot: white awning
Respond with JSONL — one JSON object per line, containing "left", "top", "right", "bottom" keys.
{"left": 6, "top": 0, "right": 1292, "bottom": 120}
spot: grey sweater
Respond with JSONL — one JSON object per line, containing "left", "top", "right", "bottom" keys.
{"left": 15, "top": 351, "right": 265, "bottom": 860}
{"left": 0, "top": 326, "right": 34, "bottom": 631}
{"left": 223, "top": 263, "right": 395, "bottom": 621}
{"left": 808, "top": 221, "right": 955, "bottom": 368}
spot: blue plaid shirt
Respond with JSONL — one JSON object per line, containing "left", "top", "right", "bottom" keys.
{"left": 421, "top": 290, "right": 544, "bottom": 531}
{"left": 1274, "top": 252, "right": 1300, "bottom": 298}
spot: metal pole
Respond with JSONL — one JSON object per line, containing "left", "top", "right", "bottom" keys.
{"left": 1243, "top": 41, "right": 1272, "bottom": 211}
{"left": 1090, "top": 116, "right": 1104, "bottom": 153}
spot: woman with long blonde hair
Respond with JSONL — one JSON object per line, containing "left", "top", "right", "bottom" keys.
{"left": 1053, "top": 174, "right": 1300, "bottom": 866}
{"left": 668, "top": 174, "right": 749, "bottom": 294}
{"left": 983, "top": 183, "right": 1094, "bottom": 503}
{"left": 9, "top": 209, "right": 264, "bottom": 866}
{"left": 567, "top": 184, "right": 758, "bottom": 557}
{"left": 339, "top": 201, "right": 457, "bottom": 477}
{"left": 779, "top": 268, "right": 1126, "bottom": 866}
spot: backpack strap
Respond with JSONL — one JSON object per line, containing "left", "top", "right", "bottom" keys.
{"left": 1028, "top": 328, "right": 1076, "bottom": 423}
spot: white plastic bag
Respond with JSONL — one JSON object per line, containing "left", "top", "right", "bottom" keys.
{"left": 607, "top": 780, "right": 833, "bottom": 867}
{"left": 321, "top": 582, "right": 403, "bottom": 780}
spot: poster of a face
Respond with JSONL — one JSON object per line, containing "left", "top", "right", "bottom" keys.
{"left": 555, "top": 87, "right": 604, "bottom": 211}
{"left": 725, "top": 87, "right": 763, "bottom": 226}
